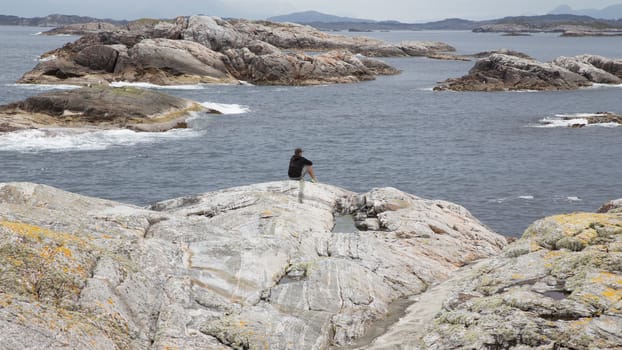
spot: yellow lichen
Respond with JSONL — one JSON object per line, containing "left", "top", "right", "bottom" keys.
{"left": 570, "top": 317, "right": 592, "bottom": 328}
{"left": 0, "top": 221, "right": 84, "bottom": 246}
{"left": 511, "top": 273, "right": 525, "bottom": 280}
{"left": 602, "top": 288, "right": 622, "bottom": 302}
{"left": 550, "top": 213, "right": 622, "bottom": 237}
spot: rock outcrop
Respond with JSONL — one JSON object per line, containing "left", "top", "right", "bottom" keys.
{"left": 362, "top": 209, "right": 622, "bottom": 349}
{"left": 435, "top": 54, "right": 622, "bottom": 91}
{"left": 599, "top": 199, "right": 622, "bottom": 213}
{"left": 0, "top": 181, "right": 505, "bottom": 349}
{"left": 0, "top": 86, "right": 213, "bottom": 132}
{"left": 20, "top": 15, "right": 458, "bottom": 86}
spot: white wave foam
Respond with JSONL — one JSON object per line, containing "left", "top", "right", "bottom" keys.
{"left": 531, "top": 114, "right": 620, "bottom": 128}
{"left": 8, "top": 83, "right": 81, "bottom": 91}
{"left": 518, "top": 195, "right": 534, "bottom": 200}
{"left": 554, "top": 113, "right": 607, "bottom": 118}
{"left": 109, "top": 81, "right": 208, "bottom": 90}
{"left": 586, "top": 83, "right": 622, "bottom": 89}
{"left": 533, "top": 117, "right": 589, "bottom": 128}
{"left": 0, "top": 128, "right": 202, "bottom": 153}
{"left": 32, "top": 31, "right": 43, "bottom": 36}
{"left": 38, "top": 55, "right": 57, "bottom": 62}
{"left": 201, "top": 102, "right": 250, "bottom": 115}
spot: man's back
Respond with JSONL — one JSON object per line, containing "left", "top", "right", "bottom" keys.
{"left": 288, "top": 155, "right": 312, "bottom": 178}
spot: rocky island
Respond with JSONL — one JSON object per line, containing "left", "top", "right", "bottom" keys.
{"left": 0, "top": 86, "right": 214, "bottom": 132}
{"left": 0, "top": 181, "right": 620, "bottom": 349}
{"left": 19, "top": 15, "right": 457, "bottom": 87}
{"left": 435, "top": 53, "right": 622, "bottom": 91}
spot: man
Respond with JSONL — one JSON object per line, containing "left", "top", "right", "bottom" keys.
{"left": 288, "top": 148, "right": 318, "bottom": 183}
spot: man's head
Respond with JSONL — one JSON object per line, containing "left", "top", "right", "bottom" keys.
{"left": 294, "top": 148, "right": 303, "bottom": 156}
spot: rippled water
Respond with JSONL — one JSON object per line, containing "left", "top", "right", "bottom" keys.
{"left": 1, "top": 26, "right": 621, "bottom": 236}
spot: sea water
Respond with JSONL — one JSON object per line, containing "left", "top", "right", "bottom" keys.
{"left": 1, "top": 25, "right": 621, "bottom": 236}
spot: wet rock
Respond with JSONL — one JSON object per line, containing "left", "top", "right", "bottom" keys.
{"left": 0, "top": 181, "right": 505, "bottom": 349}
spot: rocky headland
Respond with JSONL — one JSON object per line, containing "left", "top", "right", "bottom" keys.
{"left": 19, "top": 15, "right": 458, "bottom": 87}
{"left": 1, "top": 181, "right": 621, "bottom": 349}
{"left": 435, "top": 53, "right": 622, "bottom": 91}
{"left": 0, "top": 86, "right": 214, "bottom": 132}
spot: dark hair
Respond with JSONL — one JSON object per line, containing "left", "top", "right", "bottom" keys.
{"left": 294, "top": 148, "right": 303, "bottom": 156}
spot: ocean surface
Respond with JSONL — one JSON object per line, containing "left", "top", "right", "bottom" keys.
{"left": 1, "top": 25, "right": 621, "bottom": 236}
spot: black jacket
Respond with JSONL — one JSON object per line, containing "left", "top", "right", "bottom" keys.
{"left": 288, "top": 155, "right": 312, "bottom": 178}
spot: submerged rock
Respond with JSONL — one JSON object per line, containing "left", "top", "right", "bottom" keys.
{"left": 22, "top": 15, "right": 455, "bottom": 86}
{"left": 0, "top": 181, "right": 505, "bottom": 349}
{"left": 435, "top": 54, "right": 622, "bottom": 91}
{"left": 363, "top": 211, "right": 622, "bottom": 349}
{"left": 0, "top": 86, "right": 212, "bottom": 132}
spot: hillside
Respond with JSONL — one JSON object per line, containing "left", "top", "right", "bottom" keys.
{"left": 0, "top": 14, "right": 126, "bottom": 26}
{"left": 549, "top": 4, "right": 622, "bottom": 20}
{"left": 268, "top": 10, "right": 376, "bottom": 23}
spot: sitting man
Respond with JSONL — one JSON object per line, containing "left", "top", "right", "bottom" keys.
{"left": 288, "top": 148, "right": 318, "bottom": 183}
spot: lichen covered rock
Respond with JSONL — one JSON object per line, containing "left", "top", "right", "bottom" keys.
{"left": 365, "top": 211, "right": 622, "bottom": 349}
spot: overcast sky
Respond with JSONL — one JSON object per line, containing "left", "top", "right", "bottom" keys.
{"left": 2, "top": 0, "right": 621, "bottom": 22}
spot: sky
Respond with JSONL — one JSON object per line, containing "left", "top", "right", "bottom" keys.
{"left": 2, "top": 0, "right": 621, "bottom": 22}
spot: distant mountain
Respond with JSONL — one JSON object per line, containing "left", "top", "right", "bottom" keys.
{"left": 549, "top": 4, "right": 622, "bottom": 20}
{"left": 0, "top": 14, "right": 126, "bottom": 26}
{"left": 268, "top": 10, "right": 376, "bottom": 24}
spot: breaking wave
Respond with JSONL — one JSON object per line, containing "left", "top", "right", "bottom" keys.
{"left": 530, "top": 113, "right": 620, "bottom": 128}
{"left": 201, "top": 102, "right": 250, "bottom": 115}
{"left": 7, "top": 83, "right": 82, "bottom": 91}
{"left": 0, "top": 128, "right": 203, "bottom": 153}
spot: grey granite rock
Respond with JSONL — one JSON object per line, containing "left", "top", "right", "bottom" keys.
{"left": 0, "top": 181, "right": 505, "bottom": 349}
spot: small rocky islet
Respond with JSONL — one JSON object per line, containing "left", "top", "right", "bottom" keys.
{"left": 0, "top": 181, "right": 620, "bottom": 349}
{"left": 0, "top": 85, "right": 217, "bottom": 133}
{"left": 435, "top": 53, "right": 622, "bottom": 92}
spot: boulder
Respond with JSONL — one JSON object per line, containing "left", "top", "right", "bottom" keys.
{"left": 0, "top": 181, "right": 505, "bottom": 348}
{"left": 0, "top": 86, "right": 212, "bottom": 132}
{"left": 74, "top": 45, "right": 119, "bottom": 72}
{"left": 364, "top": 211, "right": 622, "bottom": 349}
{"left": 435, "top": 54, "right": 593, "bottom": 91}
